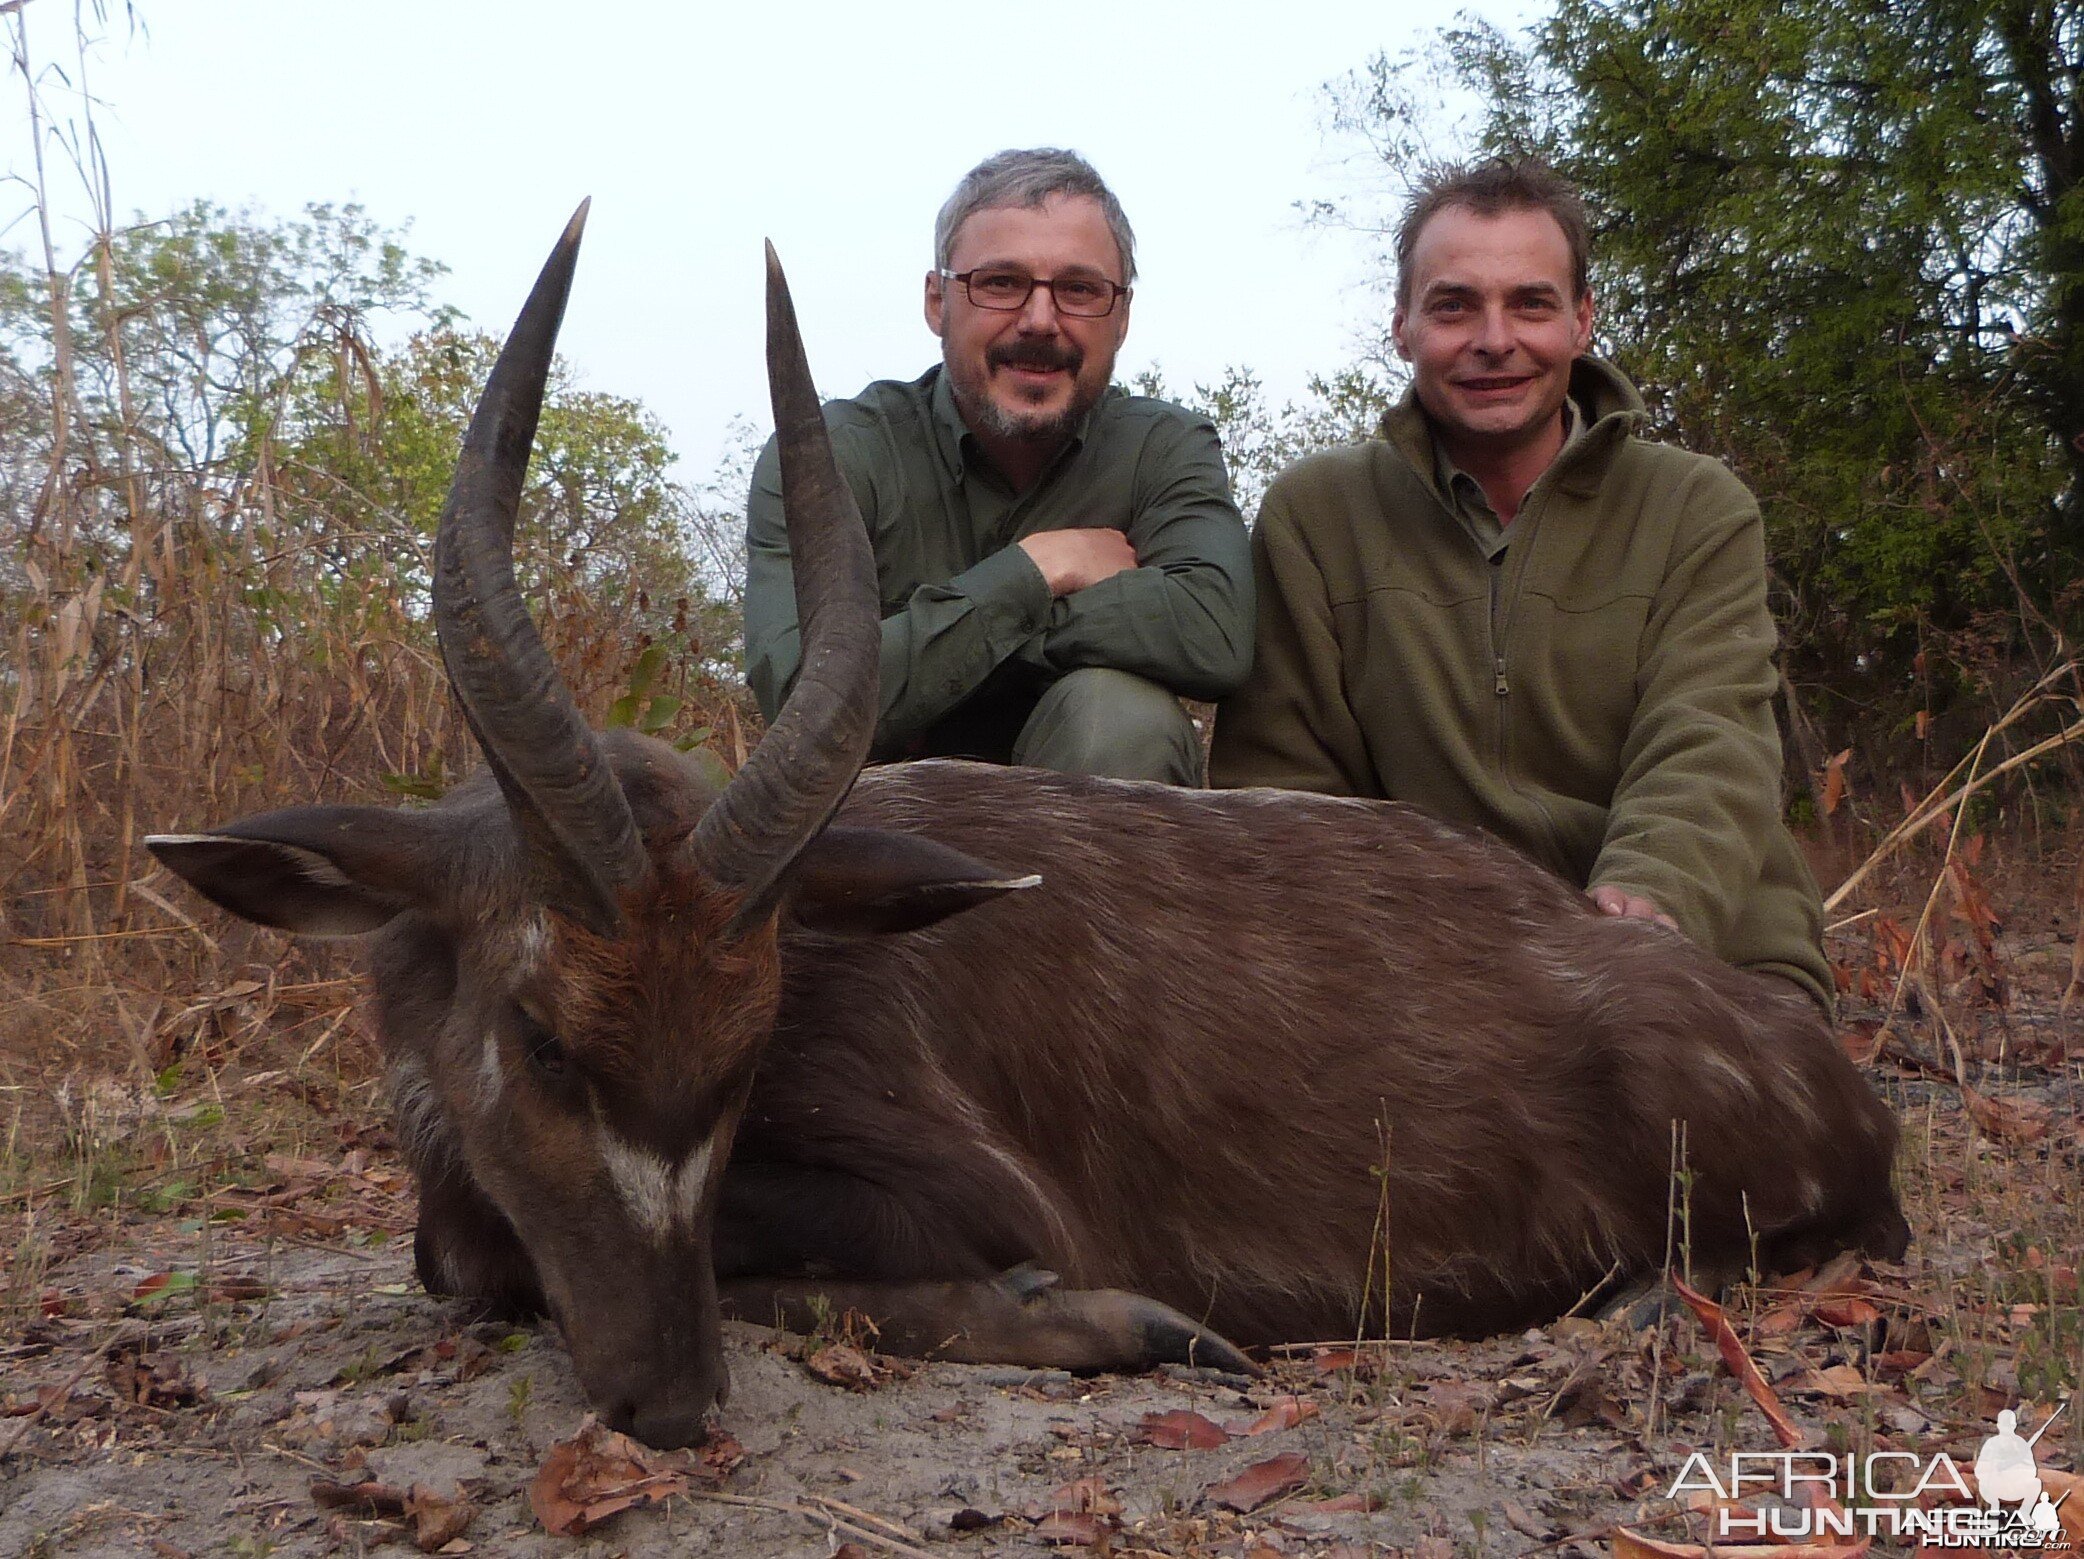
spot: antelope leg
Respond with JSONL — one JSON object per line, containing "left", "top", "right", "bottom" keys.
{"left": 720, "top": 1263, "right": 1258, "bottom": 1376}
{"left": 413, "top": 1168, "right": 546, "bottom": 1320}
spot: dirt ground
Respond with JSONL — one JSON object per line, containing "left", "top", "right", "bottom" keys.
{"left": 0, "top": 882, "right": 2078, "bottom": 1557}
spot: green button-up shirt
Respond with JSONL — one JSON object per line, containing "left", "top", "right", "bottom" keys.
{"left": 744, "top": 366, "right": 1252, "bottom": 751}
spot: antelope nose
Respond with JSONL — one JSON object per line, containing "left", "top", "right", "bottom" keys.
{"left": 623, "top": 1397, "right": 712, "bottom": 1450}
{"left": 606, "top": 1355, "right": 728, "bottom": 1449}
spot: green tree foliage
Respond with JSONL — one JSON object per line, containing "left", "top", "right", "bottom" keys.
{"left": 269, "top": 327, "right": 735, "bottom": 661}
{"left": 1131, "top": 365, "right": 1390, "bottom": 515}
{"left": 2, "top": 201, "right": 738, "bottom": 680}
{"left": 1326, "top": 0, "right": 2083, "bottom": 747}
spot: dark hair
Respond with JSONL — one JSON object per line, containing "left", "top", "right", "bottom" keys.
{"left": 1395, "top": 157, "right": 1589, "bottom": 307}
{"left": 935, "top": 148, "right": 1137, "bottom": 284}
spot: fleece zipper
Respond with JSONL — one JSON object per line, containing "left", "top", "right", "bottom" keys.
{"left": 1490, "top": 483, "right": 1572, "bottom": 876}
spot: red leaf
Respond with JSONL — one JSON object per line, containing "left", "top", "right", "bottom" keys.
{"left": 1234, "top": 1396, "right": 1319, "bottom": 1437}
{"left": 1134, "top": 1409, "right": 1231, "bottom": 1449}
{"left": 1034, "top": 1511, "right": 1108, "bottom": 1546}
{"left": 1040, "top": 1477, "right": 1122, "bottom": 1518}
{"left": 1811, "top": 1297, "right": 1881, "bottom": 1327}
{"left": 1206, "top": 1451, "right": 1310, "bottom": 1513}
{"left": 528, "top": 1416, "right": 741, "bottom": 1537}
{"left": 402, "top": 1483, "right": 474, "bottom": 1553}
{"left": 1821, "top": 748, "right": 1852, "bottom": 816}
{"left": 1672, "top": 1277, "right": 1805, "bottom": 1449}
{"left": 1961, "top": 1085, "right": 2052, "bottom": 1144}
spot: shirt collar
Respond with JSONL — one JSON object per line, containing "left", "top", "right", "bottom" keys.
{"left": 1430, "top": 395, "right": 1583, "bottom": 556}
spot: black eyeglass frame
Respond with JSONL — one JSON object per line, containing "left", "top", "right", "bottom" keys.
{"left": 936, "top": 267, "right": 1131, "bottom": 318}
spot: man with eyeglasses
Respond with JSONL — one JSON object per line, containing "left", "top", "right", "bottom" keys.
{"left": 744, "top": 148, "right": 1250, "bottom": 784}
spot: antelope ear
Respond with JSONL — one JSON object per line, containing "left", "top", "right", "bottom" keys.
{"left": 147, "top": 806, "right": 448, "bottom": 938}
{"left": 785, "top": 827, "right": 1040, "bottom": 935}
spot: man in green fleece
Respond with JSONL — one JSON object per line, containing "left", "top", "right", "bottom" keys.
{"left": 1210, "top": 159, "right": 1831, "bottom": 1010}
{"left": 743, "top": 148, "right": 1252, "bottom": 785}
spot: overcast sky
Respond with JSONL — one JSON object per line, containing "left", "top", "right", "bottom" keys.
{"left": 7, "top": 0, "right": 1521, "bottom": 479}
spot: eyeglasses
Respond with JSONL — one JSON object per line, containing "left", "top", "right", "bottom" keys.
{"left": 938, "top": 267, "right": 1129, "bottom": 318}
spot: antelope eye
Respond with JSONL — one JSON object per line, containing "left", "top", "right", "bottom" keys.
{"left": 515, "top": 1009, "right": 569, "bottom": 1080}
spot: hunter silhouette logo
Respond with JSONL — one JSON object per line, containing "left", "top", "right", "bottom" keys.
{"left": 1975, "top": 1406, "right": 2069, "bottom": 1541}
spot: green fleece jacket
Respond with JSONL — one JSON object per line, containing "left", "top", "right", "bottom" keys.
{"left": 1209, "top": 358, "right": 1830, "bottom": 1009}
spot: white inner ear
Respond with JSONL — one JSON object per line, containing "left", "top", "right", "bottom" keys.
{"left": 598, "top": 1131, "right": 718, "bottom": 1244}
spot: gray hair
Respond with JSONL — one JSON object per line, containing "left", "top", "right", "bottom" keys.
{"left": 934, "top": 148, "right": 1138, "bottom": 284}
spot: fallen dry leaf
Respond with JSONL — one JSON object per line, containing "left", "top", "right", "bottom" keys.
{"left": 1233, "top": 1396, "right": 1319, "bottom": 1436}
{"left": 1755, "top": 1300, "right": 1806, "bottom": 1338}
{"left": 528, "top": 1415, "right": 741, "bottom": 1537}
{"left": 1417, "top": 1378, "right": 1492, "bottom": 1433}
{"left": 1871, "top": 1348, "right": 1933, "bottom": 1378}
{"left": 1961, "top": 1084, "right": 2053, "bottom": 1144}
{"left": 2, "top": 1386, "right": 104, "bottom": 1424}
{"left": 1789, "top": 1363, "right": 1888, "bottom": 1400}
{"left": 1557, "top": 1376, "right": 1633, "bottom": 1432}
{"left": 1205, "top": 1451, "right": 1309, "bottom": 1513}
{"left": 404, "top": 1483, "right": 475, "bottom": 1552}
{"left": 1134, "top": 1408, "right": 1230, "bottom": 1449}
{"left": 1027, "top": 1476, "right": 1123, "bottom": 1520}
{"left": 804, "top": 1341, "right": 887, "bottom": 1391}
{"left": 1033, "top": 1510, "right": 1110, "bottom": 1546}
{"left": 1672, "top": 1276, "right": 1805, "bottom": 1449}
{"left": 1810, "top": 1297, "right": 1882, "bottom": 1327}
{"left": 107, "top": 1347, "right": 209, "bottom": 1410}
{"left": 1028, "top": 1476, "right": 1123, "bottom": 1546}
{"left": 1838, "top": 1020, "right": 1885, "bottom": 1064}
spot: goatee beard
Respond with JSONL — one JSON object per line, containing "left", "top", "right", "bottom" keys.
{"left": 956, "top": 340, "right": 1090, "bottom": 445}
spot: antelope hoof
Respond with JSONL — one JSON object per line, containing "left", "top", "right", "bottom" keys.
{"left": 1123, "top": 1297, "right": 1259, "bottom": 1377}
{"left": 1592, "top": 1263, "right": 1745, "bottom": 1334}
{"left": 992, "top": 1267, "right": 1258, "bottom": 1375}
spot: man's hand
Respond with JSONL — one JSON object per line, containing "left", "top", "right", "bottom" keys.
{"left": 1018, "top": 528, "right": 1138, "bottom": 597}
{"left": 1589, "top": 885, "right": 1679, "bottom": 930}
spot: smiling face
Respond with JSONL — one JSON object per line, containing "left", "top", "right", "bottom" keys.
{"left": 1391, "top": 202, "right": 1594, "bottom": 463}
{"left": 925, "top": 193, "right": 1130, "bottom": 459}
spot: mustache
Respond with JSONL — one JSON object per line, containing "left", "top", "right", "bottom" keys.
{"left": 988, "top": 341, "right": 1083, "bottom": 375}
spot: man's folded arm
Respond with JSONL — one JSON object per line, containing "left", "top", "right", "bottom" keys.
{"left": 1014, "top": 414, "right": 1254, "bottom": 700}
{"left": 743, "top": 428, "right": 1053, "bottom": 746}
